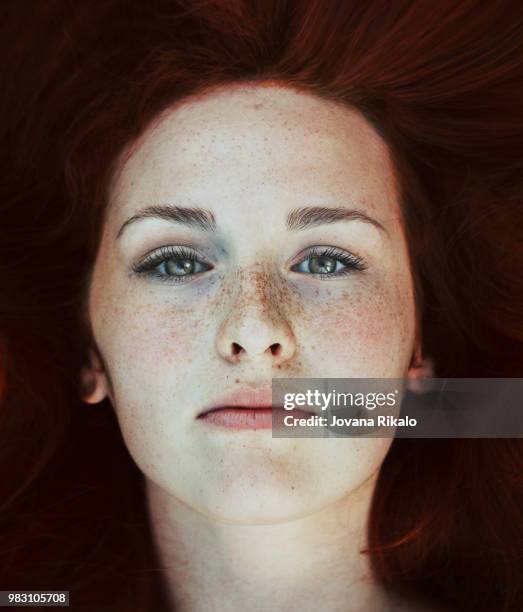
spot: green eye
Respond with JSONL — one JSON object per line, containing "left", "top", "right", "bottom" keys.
{"left": 162, "top": 258, "right": 205, "bottom": 277}
{"left": 133, "top": 246, "right": 212, "bottom": 282}
{"left": 291, "top": 247, "right": 366, "bottom": 277}
{"left": 305, "top": 255, "right": 338, "bottom": 274}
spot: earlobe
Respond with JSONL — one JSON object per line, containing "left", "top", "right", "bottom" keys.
{"left": 407, "top": 344, "right": 434, "bottom": 380}
{"left": 79, "top": 348, "right": 110, "bottom": 404}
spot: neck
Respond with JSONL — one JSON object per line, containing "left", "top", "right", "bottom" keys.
{"left": 145, "top": 472, "right": 393, "bottom": 612}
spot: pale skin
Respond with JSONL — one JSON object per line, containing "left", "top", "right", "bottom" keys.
{"left": 81, "top": 84, "right": 438, "bottom": 611}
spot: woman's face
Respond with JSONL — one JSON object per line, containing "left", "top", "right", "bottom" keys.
{"left": 85, "top": 84, "right": 419, "bottom": 523}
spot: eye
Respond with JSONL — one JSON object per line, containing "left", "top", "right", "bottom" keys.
{"left": 132, "top": 246, "right": 212, "bottom": 283}
{"left": 290, "top": 246, "right": 366, "bottom": 278}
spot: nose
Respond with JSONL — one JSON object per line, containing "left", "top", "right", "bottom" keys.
{"left": 215, "top": 274, "right": 296, "bottom": 367}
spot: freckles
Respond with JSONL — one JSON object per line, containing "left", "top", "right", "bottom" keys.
{"left": 307, "top": 282, "right": 411, "bottom": 357}
{"left": 206, "top": 270, "right": 235, "bottom": 316}
{"left": 207, "top": 263, "right": 305, "bottom": 324}
{"left": 158, "top": 327, "right": 190, "bottom": 364}
{"left": 155, "top": 309, "right": 208, "bottom": 364}
{"left": 109, "top": 296, "right": 200, "bottom": 366}
{"left": 306, "top": 290, "right": 367, "bottom": 337}
{"left": 249, "top": 265, "right": 305, "bottom": 324}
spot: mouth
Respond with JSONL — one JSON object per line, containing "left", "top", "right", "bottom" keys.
{"left": 198, "top": 406, "right": 315, "bottom": 430}
{"left": 197, "top": 388, "right": 316, "bottom": 431}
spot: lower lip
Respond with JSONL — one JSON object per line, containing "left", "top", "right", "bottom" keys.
{"left": 199, "top": 407, "right": 311, "bottom": 430}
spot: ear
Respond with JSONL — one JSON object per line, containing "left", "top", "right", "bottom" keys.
{"left": 79, "top": 348, "right": 110, "bottom": 404}
{"left": 407, "top": 343, "right": 434, "bottom": 380}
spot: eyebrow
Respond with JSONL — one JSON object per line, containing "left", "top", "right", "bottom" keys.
{"left": 116, "top": 205, "right": 217, "bottom": 238}
{"left": 286, "top": 206, "right": 387, "bottom": 234}
{"left": 116, "top": 203, "right": 387, "bottom": 239}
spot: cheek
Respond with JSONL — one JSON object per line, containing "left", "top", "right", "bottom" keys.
{"left": 109, "top": 303, "right": 197, "bottom": 362}
{"left": 134, "top": 306, "right": 202, "bottom": 366}
{"left": 297, "top": 280, "right": 415, "bottom": 376}
{"left": 89, "top": 287, "right": 215, "bottom": 474}
{"left": 90, "top": 283, "right": 213, "bottom": 400}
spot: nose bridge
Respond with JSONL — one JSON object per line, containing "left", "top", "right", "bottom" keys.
{"left": 216, "top": 263, "right": 296, "bottom": 363}
{"left": 233, "top": 265, "right": 285, "bottom": 326}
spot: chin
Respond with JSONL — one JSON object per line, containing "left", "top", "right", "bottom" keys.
{"left": 191, "top": 477, "right": 348, "bottom": 525}
{"left": 200, "top": 496, "right": 321, "bottom": 525}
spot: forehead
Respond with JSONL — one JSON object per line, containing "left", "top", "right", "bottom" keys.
{"left": 109, "top": 84, "right": 399, "bottom": 220}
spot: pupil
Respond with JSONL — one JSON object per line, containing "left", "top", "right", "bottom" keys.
{"left": 165, "top": 258, "right": 194, "bottom": 276}
{"left": 309, "top": 256, "right": 336, "bottom": 274}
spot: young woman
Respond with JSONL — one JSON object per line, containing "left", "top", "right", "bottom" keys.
{"left": 1, "top": 1, "right": 522, "bottom": 611}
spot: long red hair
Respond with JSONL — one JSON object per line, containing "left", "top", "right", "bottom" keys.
{"left": 1, "top": 2, "right": 522, "bottom": 610}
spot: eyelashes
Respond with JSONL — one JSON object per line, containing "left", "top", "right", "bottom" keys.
{"left": 132, "top": 244, "right": 367, "bottom": 284}
{"left": 291, "top": 246, "right": 366, "bottom": 277}
{"left": 132, "top": 246, "right": 212, "bottom": 283}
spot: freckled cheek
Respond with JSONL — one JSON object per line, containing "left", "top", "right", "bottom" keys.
{"left": 298, "top": 290, "right": 413, "bottom": 368}
{"left": 310, "top": 305, "right": 388, "bottom": 353}
{"left": 96, "top": 299, "right": 206, "bottom": 375}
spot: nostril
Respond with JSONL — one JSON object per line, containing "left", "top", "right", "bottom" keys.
{"left": 270, "top": 343, "right": 282, "bottom": 356}
{"left": 227, "top": 342, "right": 285, "bottom": 360}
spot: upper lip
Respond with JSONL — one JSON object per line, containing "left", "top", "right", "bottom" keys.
{"left": 198, "top": 387, "right": 315, "bottom": 417}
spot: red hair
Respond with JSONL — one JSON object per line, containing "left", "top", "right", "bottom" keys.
{"left": 1, "top": 1, "right": 522, "bottom": 610}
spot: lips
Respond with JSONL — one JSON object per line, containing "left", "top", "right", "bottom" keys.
{"left": 200, "top": 407, "right": 280, "bottom": 429}
{"left": 197, "top": 387, "right": 315, "bottom": 430}
{"left": 198, "top": 387, "right": 316, "bottom": 417}
{"left": 198, "top": 388, "right": 275, "bottom": 417}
